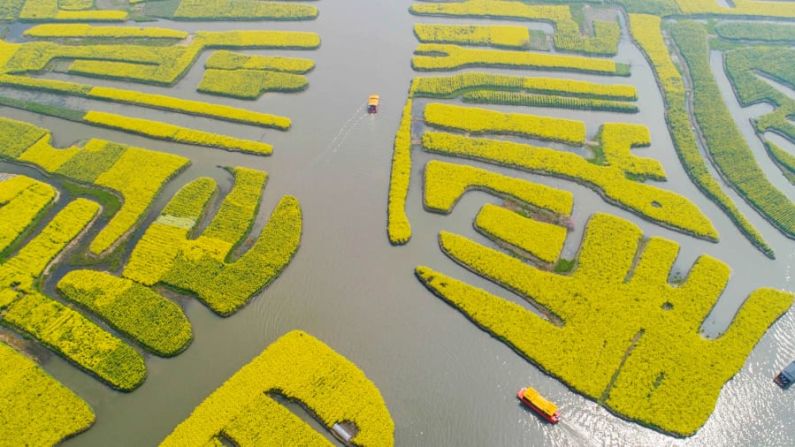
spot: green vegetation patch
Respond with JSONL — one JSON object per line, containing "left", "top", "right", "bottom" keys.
{"left": 765, "top": 141, "right": 795, "bottom": 183}
{"left": 716, "top": 21, "right": 795, "bottom": 42}
{"left": 628, "top": 14, "right": 771, "bottom": 257}
{"left": 724, "top": 45, "right": 795, "bottom": 148}
{"left": 671, "top": 21, "right": 795, "bottom": 238}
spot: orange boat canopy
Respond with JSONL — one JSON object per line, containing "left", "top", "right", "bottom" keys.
{"left": 368, "top": 95, "right": 380, "bottom": 106}
{"left": 522, "top": 387, "right": 558, "bottom": 416}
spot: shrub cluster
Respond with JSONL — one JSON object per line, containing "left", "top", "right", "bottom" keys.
{"left": 724, "top": 46, "right": 795, "bottom": 144}
{"left": 0, "top": 75, "right": 291, "bottom": 129}
{"left": 463, "top": 90, "right": 639, "bottom": 113}
{"left": 716, "top": 21, "right": 795, "bottom": 42}
{"left": 765, "top": 141, "right": 795, "bottom": 182}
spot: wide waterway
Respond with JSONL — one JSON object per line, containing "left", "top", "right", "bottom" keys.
{"left": 0, "top": 1, "right": 793, "bottom": 446}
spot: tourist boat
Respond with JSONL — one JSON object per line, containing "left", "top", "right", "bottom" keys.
{"left": 367, "top": 95, "right": 380, "bottom": 113}
{"left": 517, "top": 387, "right": 560, "bottom": 424}
{"left": 774, "top": 361, "right": 795, "bottom": 389}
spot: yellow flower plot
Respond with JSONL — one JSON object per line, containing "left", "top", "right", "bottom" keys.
{"left": 422, "top": 129, "right": 718, "bottom": 240}
{"left": 199, "top": 50, "right": 313, "bottom": 99}
{"left": 0, "top": 342, "right": 94, "bottom": 446}
{"left": 206, "top": 50, "right": 315, "bottom": 73}
{"left": 0, "top": 181, "right": 146, "bottom": 391}
{"left": 84, "top": 111, "right": 274, "bottom": 155}
{"left": 414, "top": 23, "right": 531, "bottom": 49}
{"left": 423, "top": 160, "right": 573, "bottom": 216}
{"left": 199, "top": 68, "right": 309, "bottom": 100}
{"left": 0, "top": 118, "right": 189, "bottom": 256}
{"left": 57, "top": 270, "right": 193, "bottom": 357}
{"left": 161, "top": 330, "right": 394, "bottom": 447}
{"left": 423, "top": 102, "right": 586, "bottom": 145}
{"left": 417, "top": 212, "right": 793, "bottom": 436}
{"left": 387, "top": 99, "right": 414, "bottom": 245}
{"left": 0, "top": 75, "right": 292, "bottom": 129}
{"left": 55, "top": 30, "right": 320, "bottom": 85}
{"left": 171, "top": 0, "right": 318, "bottom": 20}
{"left": 24, "top": 24, "right": 188, "bottom": 39}
{"left": 387, "top": 70, "right": 639, "bottom": 245}
{"left": 474, "top": 203, "right": 567, "bottom": 264}
{"left": 18, "top": 0, "right": 127, "bottom": 21}
{"left": 413, "top": 43, "right": 628, "bottom": 75}
{"left": 0, "top": 26, "right": 317, "bottom": 154}
{"left": 410, "top": 0, "right": 621, "bottom": 55}
{"left": 412, "top": 72, "right": 637, "bottom": 100}
{"left": 118, "top": 167, "right": 302, "bottom": 316}
{"left": 0, "top": 175, "right": 56, "bottom": 253}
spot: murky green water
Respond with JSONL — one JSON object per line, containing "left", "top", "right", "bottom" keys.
{"left": 0, "top": 1, "right": 792, "bottom": 446}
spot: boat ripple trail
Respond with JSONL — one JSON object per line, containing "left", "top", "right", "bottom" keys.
{"left": 311, "top": 101, "right": 366, "bottom": 166}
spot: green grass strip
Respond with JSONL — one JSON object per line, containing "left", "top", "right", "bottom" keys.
{"left": 672, "top": 21, "right": 794, "bottom": 238}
